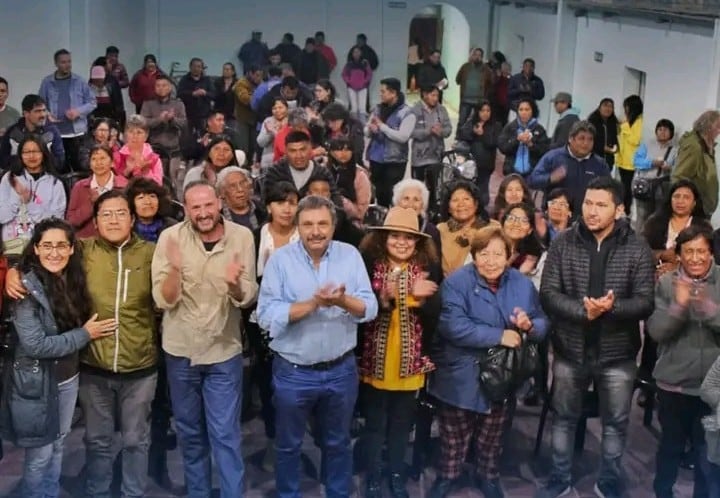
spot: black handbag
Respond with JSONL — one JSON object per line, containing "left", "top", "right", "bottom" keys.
{"left": 631, "top": 146, "right": 673, "bottom": 201}
{"left": 478, "top": 331, "right": 540, "bottom": 403}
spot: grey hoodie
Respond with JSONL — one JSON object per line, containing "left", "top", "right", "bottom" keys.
{"left": 550, "top": 107, "right": 580, "bottom": 150}
{"left": 648, "top": 265, "right": 720, "bottom": 396}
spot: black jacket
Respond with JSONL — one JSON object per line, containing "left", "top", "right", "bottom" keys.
{"left": 89, "top": 75, "right": 126, "bottom": 130}
{"left": 213, "top": 77, "right": 237, "bottom": 119}
{"left": 297, "top": 51, "right": 329, "bottom": 85}
{"left": 587, "top": 112, "right": 618, "bottom": 168}
{"left": 416, "top": 62, "right": 447, "bottom": 90}
{"left": 457, "top": 118, "right": 501, "bottom": 173}
{"left": 498, "top": 119, "right": 550, "bottom": 176}
{"left": 177, "top": 74, "right": 215, "bottom": 122}
{"left": 540, "top": 219, "right": 655, "bottom": 366}
{"left": 0, "top": 119, "right": 66, "bottom": 172}
{"left": 347, "top": 44, "right": 379, "bottom": 71}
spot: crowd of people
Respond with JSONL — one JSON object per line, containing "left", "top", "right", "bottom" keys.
{"left": 0, "top": 28, "right": 719, "bottom": 498}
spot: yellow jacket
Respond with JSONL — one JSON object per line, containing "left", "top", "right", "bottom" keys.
{"left": 615, "top": 116, "right": 643, "bottom": 170}
{"left": 232, "top": 77, "right": 256, "bottom": 124}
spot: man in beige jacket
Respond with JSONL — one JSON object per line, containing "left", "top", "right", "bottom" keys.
{"left": 151, "top": 180, "right": 257, "bottom": 498}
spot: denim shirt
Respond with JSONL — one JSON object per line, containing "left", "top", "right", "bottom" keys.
{"left": 257, "top": 240, "right": 378, "bottom": 365}
{"left": 39, "top": 73, "right": 97, "bottom": 135}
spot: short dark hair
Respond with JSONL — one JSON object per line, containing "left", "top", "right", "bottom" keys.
{"left": 585, "top": 176, "right": 624, "bottom": 206}
{"left": 267, "top": 65, "right": 282, "bottom": 78}
{"left": 420, "top": 85, "right": 440, "bottom": 97}
{"left": 295, "top": 195, "right": 337, "bottom": 226}
{"left": 93, "top": 190, "right": 129, "bottom": 219}
{"left": 281, "top": 76, "right": 299, "bottom": 90}
{"left": 0, "top": 77, "right": 8, "bottom": 88}
{"left": 305, "top": 37, "right": 315, "bottom": 46}
{"left": 429, "top": 49, "right": 441, "bottom": 56}
{"left": 315, "top": 31, "right": 325, "bottom": 39}
{"left": 285, "top": 130, "right": 311, "bottom": 146}
{"left": 321, "top": 102, "right": 348, "bottom": 122}
{"left": 53, "top": 49, "right": 70, "bottom": 62}
{"left": 569, "top": 120, "right": 596, "bottom": 139}
{"left": 105, "top": 46, "right": 119, "bottom": 55}
{"left": 265, "top": 180, "right": 299, "bottom": 206}
{"left": 126, "top": 177, "right": 173, "bottom": 219}
{"left": 675, "top": 222, "right": 714, "bottom": 255}
{"left": 655, "top": 118, "right": 675, "bottom": 139}
{"left": 357, "top": 33, "right": 367, "bottom": 41}
{"left": 546, "top": 187, "right": 570, "bottom": 204}
{"left": 523, "top": 57, "right": 535, "bottom": 66}
{"left": 441, "top": 180, "right": 488, "bottom": 222}
{"left": 516, "top": 97, "right": 539, "bottom": 118}
{"left": 21, "top": 94, "right": 47, "bottom": 112}
{"left": 189, "top": 57, "right": 203, "bottom": 67}
{"left": 245, "top": 64, "right": 261, "bottom": 75}
{"left": 469, "top": 225, "right": 513, "bottom": 260}
{"left": 283, "top": 32, "right": 294, "bottom": 43}
{"left": 183, "top": 180, "right": 217, "bottom": 200}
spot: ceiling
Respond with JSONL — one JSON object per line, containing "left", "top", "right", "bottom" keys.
{"left": 494, "top": 0, "right": 720, "bottom": 24}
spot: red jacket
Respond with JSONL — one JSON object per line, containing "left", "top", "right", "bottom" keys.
{"left": 66, "top": 175, "right": 129, "bottom": 238}
{"left": 130, "top": 69, "right": 163, "bottom": 107}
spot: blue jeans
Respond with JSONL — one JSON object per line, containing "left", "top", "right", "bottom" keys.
{"left": 79, "top": 371, "right": 157, "bottom": 498}
{"left": 165, "top": 353, "right": 244, "bottom": 498}
{"left": 550, "top": 357, "right": 636, "bottom": 486}
{"left": 272, "top": 353, "right": 358, "bottom": 498}
{"left": 22, "top": 375, "right": 78, "bottom": 498}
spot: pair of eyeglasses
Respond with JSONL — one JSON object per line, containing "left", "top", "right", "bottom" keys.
{"left": 98, "top": 209, "right": 131, "bottom": 221}
{"left": 505, "top": 214, "right": 530, "bottom": 225}
{"left": 36, "top": 242, "right": 72, "bottom": 254}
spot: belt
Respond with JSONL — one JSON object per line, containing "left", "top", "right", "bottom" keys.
{"left": 287, "top": 350, "right": 354, "bottom": 371}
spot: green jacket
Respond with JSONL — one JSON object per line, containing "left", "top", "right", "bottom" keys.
{"left": 79, "top": 235, "right": 158, "bottom": 373}
{"left": 672, "top": 130, "right": 718, "bottom": 216}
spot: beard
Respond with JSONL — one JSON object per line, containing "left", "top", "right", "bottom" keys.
{"left": 191, "top": 212, "right": 221, "bottom": 233}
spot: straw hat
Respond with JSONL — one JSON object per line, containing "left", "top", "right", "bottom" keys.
{"left": 369, "top": 207, "right": 430, "bottom": 238}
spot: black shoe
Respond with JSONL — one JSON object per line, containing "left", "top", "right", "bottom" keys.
{"left": 429, "top": 477, "right": 455, "bottom": 498}
{"left": 365, "top": 474, "right": 382, "bottom": 498}
{"left": 594, "top": 481, "right": 621, "bottom": 498}
{"left": 679, "top": 450, "right": 696, "bottom": 470}
{"left": 388, "top": 473, "right": 409, "bottom": 498}
{"left": 477, "top": 477, "right": 505, "bottom": 498}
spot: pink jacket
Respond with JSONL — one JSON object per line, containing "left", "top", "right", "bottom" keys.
{"left": 342, "top": 61, "right": 372, "bottom": 91}
{"left": 66, "top": 175, "right": 129, "bottom": 238}
{"left": 113, "top": 143, "right": 163, "bottom": 185}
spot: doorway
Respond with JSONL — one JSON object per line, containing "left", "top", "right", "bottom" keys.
{"left": 407, "top": 3, "right": 471, "bottom": 112}
{"left": 623, "top": 66, "right": 646, "bottom": 101}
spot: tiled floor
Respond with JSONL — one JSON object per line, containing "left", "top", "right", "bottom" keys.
{"left": 0, "top": 391, "right": 694, "bottom": 497}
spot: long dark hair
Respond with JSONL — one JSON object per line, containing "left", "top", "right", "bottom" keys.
{"left": 643, "top": 180, "right": 706, "bottom": 247}
{"left": 588, "top": 98, "right": 619, "bottom": 127}
{"left": 19, "top": 218, "right": 93, "bottom": 331}
{"left": 440, "top": 180, "right": 489, "bottom": 222}
{"left": 359, "top": 229, "right": 438, "bottom": 268}
{"left": 493, "top": 174, "right": 533, "bottom": 220}
{"left": 502, "top": 202, "right": 545, "bottom": 256}
{"left": 623, "top": 95, "right": 644, "bottom": 127}
{"left": 8, "top": 134, "right": 59, "bottom": 178}
{"left": 126, "top": 177, "right": 173, "bottom": 220}
{"left": 471, "top": 99, "right": 494, "bottom": 125}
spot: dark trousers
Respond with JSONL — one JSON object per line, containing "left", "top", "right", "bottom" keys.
{"left": 476, "top": 169, "right": 493, "bottom": 212}
{"left": 618, "top": 168, "right": 635, "bottom": 217}
{"left": 370, "top": 161, "right": 406, "bottom": 208}
{"left": 456, "top": 102, "right": 475, "bottom": 137}
{"left": 492, "top": 104, "right": 510, "bottom": 127}
{"left": 411, "top": 164, "right": 439, "bottom": 213}
{"left": 638, "top": 328, "right": 658, "bottom": 383}
{"left": 62, "top": 136, "right": 82, "bottom": 173}
{"left": 550, "top": 357, "right": 636, "bottom": 486}
{"left": 244, "top": 323, "right": 275, "bottom": 438}
{"left": 149, "top": 354, "right": 172, "bottom": 476}
{"left": 273, "top": 354, "right": 358, "bottom": 498}
{"left": 362, "top": 385, "right": 417, "bottom": 476}
{"left": 236, "top": 120, "right": 257, "bottom": 166}
{"left": 655, "top": 389, "right": 711, "bottom": 497}
{"left": 165, "top": 353, "right": 245, "bottom": 498}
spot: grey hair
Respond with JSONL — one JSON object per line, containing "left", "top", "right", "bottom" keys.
{"left": 295, "top": 195, "right": 337, "bottom": 226}
{"left": 216, "top": 166, "right": 251, "bottom": 190}
{"left": 692, "top": 110, "right": 720, "bottom": 136}
{"left": 569, "top": 120, "right": 596, "bottom": 139}
{"left": 392, "top": 179, "right": 430, "bottom": 214}
{"left": 288, "top": 107, "right": 309, "bottom": 127}
{"left": 125, "top": 114, "right": 148, "bottom": 132}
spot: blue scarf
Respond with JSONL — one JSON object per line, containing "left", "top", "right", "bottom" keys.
{"left": 134, "top": 218, "right": 164, "bottom": 243}
{"left": 513, "top": 118, "right": 537, "bottom": 175}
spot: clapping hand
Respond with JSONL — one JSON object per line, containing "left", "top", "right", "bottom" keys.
{"left": 411, "top": 272, "right": 438, "bottom": 300}
{"left": 549, "top": 165, "right": 567, "bottom": 184}
{"left": 166, "top": 237, "right": 182, "bottom": 271}
{"left": 510, "top": 307, "right": 533, "bottom": 332}
{"left": 13, "top": 182, "right": 31, "bottom": 204}
{"left": 315, "top": 283, "right": 346, "bottom": 307}
{"left": 583, "top": 290, "right": 614, "bottom": 320}
{"left": 225, "top": 253, "right": 244, "bottom": 288}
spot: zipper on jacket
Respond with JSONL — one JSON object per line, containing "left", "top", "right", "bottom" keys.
{"left": 113, "top": 240, "right": 128, "bottom": 373}
{"left": 123, "top": 269, "right": 130, "bottom": 303}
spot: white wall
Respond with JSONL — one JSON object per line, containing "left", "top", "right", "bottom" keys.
{"left": 439, "top": 3, "right": 471, "bottom": 111}
{"left": 0, "top": 0, "right": 144, "bottom": 110}
{"left": 572, "top": 16, "right": 716, "bottom": 138}
{"left": 0, "top": 1, "right": 71, "bottom": 109}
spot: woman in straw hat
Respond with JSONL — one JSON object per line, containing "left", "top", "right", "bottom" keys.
{"left": 357, "top": 206, "right": 442, "bottom": 498}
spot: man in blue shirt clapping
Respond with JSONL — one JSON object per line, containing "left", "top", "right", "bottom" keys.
{"left": 258, "top": 195, "right": 378, "bottom": 498}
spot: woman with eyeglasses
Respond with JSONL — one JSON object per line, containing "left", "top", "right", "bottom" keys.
{"left": 0, "top": 218, "right": 116, "bottom": 498}
{"left": 67, "top": 144, "right": 129, "bottom": 238}
{"left": 436, "top": 181, "right": 498, "bottom": 277}
{"left": 542, "top": 188, "right": 572, "bottom": 244}
{"left": 501, "top": 202, "right": 544, "bottom": 276}
{"left": 0, "top": 135, "right": 67, "bottom": 255}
